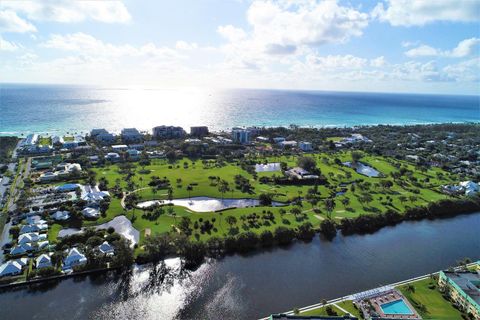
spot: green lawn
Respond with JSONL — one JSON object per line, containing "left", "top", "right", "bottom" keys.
{"left": 397, "top": 278, "right": 464, "bottom": 319}
{"left": 336, "top": 300, "right": 362, "bottom": 317}
{"left": 300, "top": 304, "right": 345, "bottom": 316}
{"left": 38, "top": 136, "right": 51, "bottom": 146}
{"left": 86, "top": 152, "right": 457, "bottom": 244}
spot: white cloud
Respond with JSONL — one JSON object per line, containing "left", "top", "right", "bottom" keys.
{"left": 0, "top": 35, "right": 20, "bottom": 51}
{"left": 372, "top": 0, "right": 480, "bottom": 26}
{"left": 0, "top": 10, "right": 36, "bottom": 33}
{"left": 246, "top": 0, "right": 369, "bottom": 47}
{"left": 217, "top": 25, "right": 247, "bottom": 42}
{"left": 449, "top": 38, "right": 480, "bottom": 58}
{"left": 41, "top": 33, "right": 181, "bottom": 60}
{"left": 0, "top": 0, "right": 131, "bottom": 24}
{"left": 405, "top": 38, "right": 480, "bottom": 58}
{"left": 305, "top": 54, "right": 368, "bottom": 70}
{"left": 175, "top": 41, "right": 198, "bottom": 50}
{"left": 443, "top": 57, "right": 480, "bottom": 82}
{"left": 405, "top": 45, "right": 439, "bottom": 57}
{"left": 370, "top": 56, "right": 386, "bottom": 67}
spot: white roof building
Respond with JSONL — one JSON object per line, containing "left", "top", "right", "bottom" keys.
{"left": 299, "top": 141, "right": 313, "bottom": 151}
{"left": 36, "top": 254, "right": 52, "bottom": 269}
{"left": 18, "top": 232, "right": 47, "bottom": 244}
{"left": 81, "top": 185, "right": 110, "bottom": 203}
{"left": 10, "top": 245, "right": 28, "bottom": 256}
{"left": 105, "top": 152, "right": 121, "bottom": 161}
{"left": 0, "top": 260, "right": 23, "bottom": 277}
{"left": 52, "top": 210, "right": 70, "bottom": 221}
{"left": 82, "top": 207, "right": 100, "bottom": 218}
{"left": 98, "top": 241, "right": 115, "bottom": 255}
{"left": 20, "top": 223, "right": 48, "bottom": 234}
{"left": 63, "top": 248, "right": 87, "bottom": 269}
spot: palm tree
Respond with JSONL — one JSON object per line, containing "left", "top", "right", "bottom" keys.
{"left": 168, "top": 207, "right": 176, "bottom": 225}
{"left": 218, "top": 179, "right": 229, "bottom": 200}
{"left": 186, "top": 185, "right": 193, "bottom": 199}
{"left": 324, "top": 198, "right": 336, "bottom": 219}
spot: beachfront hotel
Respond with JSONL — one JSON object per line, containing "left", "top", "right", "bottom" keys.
{"left": 438, "top": 268, "right": 480, "bottom": 319}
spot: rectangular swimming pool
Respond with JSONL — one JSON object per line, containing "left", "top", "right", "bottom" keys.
{"left": 381, "top": 299, "right": 414, "bottom": 315}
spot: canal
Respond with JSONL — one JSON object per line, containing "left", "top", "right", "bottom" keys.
{"left": 1, "top": 212, "right": 479, "bottom": 319}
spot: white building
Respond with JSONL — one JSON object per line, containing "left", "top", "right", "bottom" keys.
{"left": 90, "top": 129, "right": 116, "bottom": 144}
{"left": 460, "top": 181, "right": 479, "bottom": 196}
{"left": 105, "top": 152, "right": 121, "bottom": 162}
{"left": 21, "top": 134, "right": 39, "bottom": 147}
{"left": 112, "top": 144, "right": 128, "bottom": 152}
{"left": 152, "top": 126, "right": 186, "bottom": 139}
{"left": 18, "top": 232, "right": 47, "bottom": 245}
{"left": 52, "top": 210, "right": 70, "bottom": 221}
{"left": 20, "top": 222, "right": 48, "bottom": 234}
{"left": 0, "top": 260, "right": 24, "bottom": 277}
{"left": 52, "top": 135, "right": 64, "bottom": 145}
{"left": 82, "top": 207, "right": 100, "bottom": 218}
{"left": 81, "top": 185, "right": 110, "bottom": 203}
{"left": 63, "top": 248, "right": 87, "bottom": 270}
{"left": 121, "top": 128, "right": 143, "bottom": 142}
{"left": 10, "top": 244, "right": 32, "bottom": 255}
{"left": 299, "top": 141, "right": 313, "bottom": 151}
{"left": 98, "top": 241, "right": 115, "bottom": 255}
{"left": 232, "top": 128, "right": 250, "bottom": 144}
{"left": 36, "top": 254, "right": 52, "bottom": 269}
{"left": 127, "top": 149, "right": 141, "bottom": 160}
{"left": 279, "top": 140, "right": 297, "bottom": 148}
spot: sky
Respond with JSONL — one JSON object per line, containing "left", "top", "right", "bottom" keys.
{"left": 0, "top": 0, "right": 479, "bottom": 95}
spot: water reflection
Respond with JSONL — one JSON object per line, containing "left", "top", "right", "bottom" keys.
{"left": 0, "top": 212, "right": 479, "bottom": 320}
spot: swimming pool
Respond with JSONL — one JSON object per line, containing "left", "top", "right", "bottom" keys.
{"left": 381, "top": 299, "right": 414, "bottom": 315}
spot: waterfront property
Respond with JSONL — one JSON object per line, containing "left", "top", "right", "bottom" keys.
{"left": 62, "top": 248, "right": 87, "bottom": 270}
{"left": 353, "top": 288, "right": 421, "bottom": 319}
{"left": 438, "top": 270, "right": 480, "bottom": 319}
{"left": 270, "top": 315, "right": 357, "bottom": 320}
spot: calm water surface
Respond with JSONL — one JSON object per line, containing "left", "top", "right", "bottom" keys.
{"left": 0, "top": 212, "right": 479, "bottom": 320}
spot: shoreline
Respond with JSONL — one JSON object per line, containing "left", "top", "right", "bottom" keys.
{"left": 259, "top": 261, "right": 479, "bottom": 320}
{"left": 1, "top": 121, "right": 479, "bottom": 138}
{"left": 2, "top": 209, "right": 477, "bottom": 291}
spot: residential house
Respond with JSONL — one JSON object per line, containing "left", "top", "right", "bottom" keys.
{"left": 105, "top": 152, "right": 121, "bottom": 162}
{"left": 299, "top": 141, "right": 313, "bottom": 151}
{"left": 18, "top": 232, "right": 47, "bottom": 245}
{"left": 63, "top": 248, "right": 87, "bottom": 270}
{"left": 82, "top": 207, "right": 100, "bottom": 219}
{"left": 112, "top": 144, "right": 128, "bottom": 152}
{"left": 81, "top": 185, "right": 110, "bottom": 203}
{"left": 98, "top": 241, "right": 115, "bottom": 255}
{"left": 0, "top": 260, "right": 25, "bottom": 277}
{"left": 127, "top": 149, "right": 141, "bottom": 160}
{"left": 20, "top": 222, "right": 48, "bottom": 234}
{"left": 279, "top": 141, "right": 297, "bottom": 148}
{"left": 36, "top": 254, "right": 52, "bottom": 269}
{"left": 51, "top": 210, "right": 70, "bottom": 221}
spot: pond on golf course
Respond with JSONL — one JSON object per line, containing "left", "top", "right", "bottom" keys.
{"left": 137, "top": 196, "right": 283, "bottom": 212}
{"left": 343, "top": 161, "right": 381, "bottom": 177}
{"left": 255, "top": 163, "right": 281, "bottom": 172}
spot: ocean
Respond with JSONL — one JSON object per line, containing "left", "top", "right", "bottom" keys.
{"left": 0, "top": 83, "right": 478, "bottom": 136}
